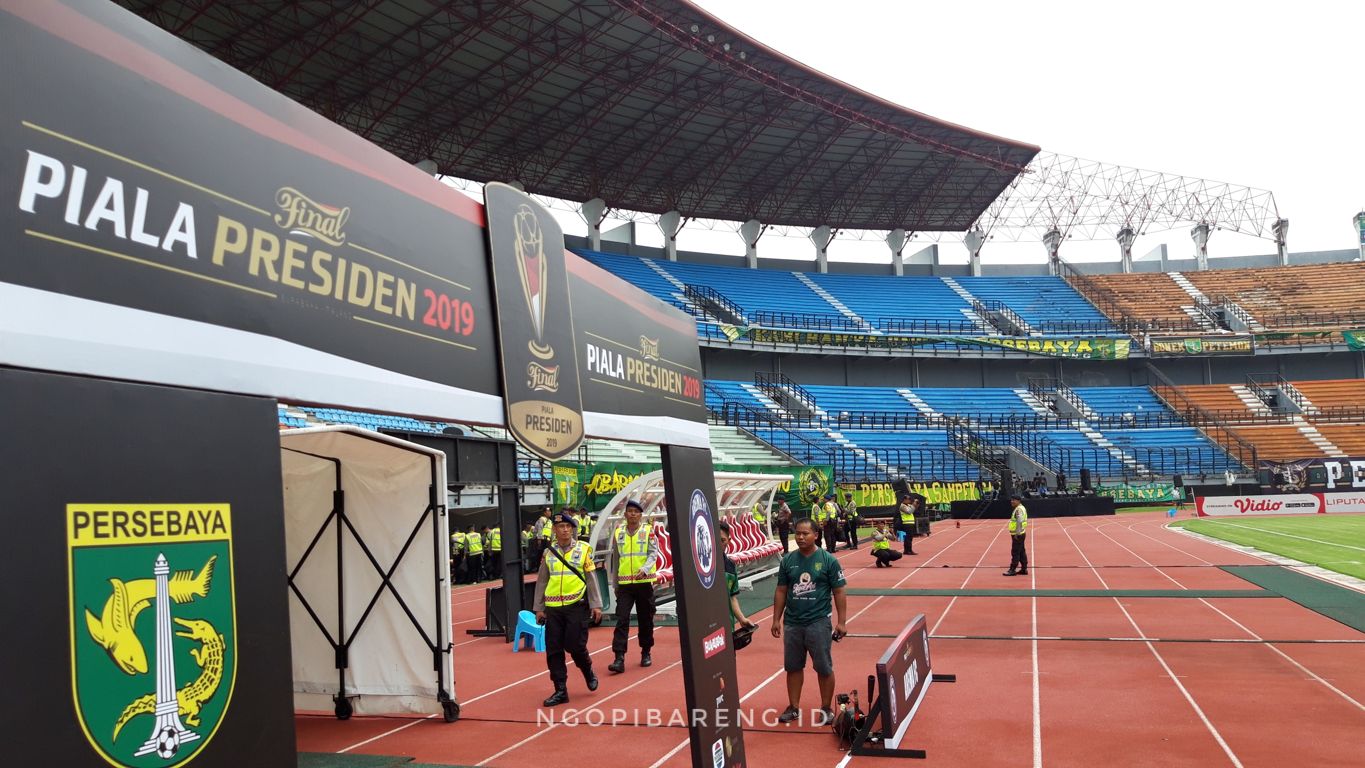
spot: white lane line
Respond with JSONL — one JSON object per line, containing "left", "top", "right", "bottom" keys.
{"left": 475, "top": 660, "right": 684, "bottom": 766}
{"left": 1030, "top": 524, "right": 1042, "bottom": 768}
{"left": 652, "top": 524, "right": 983, "bottom": 768}
{"left": 1194, "top": 520, "right": 1365, "bottom": 553}
{"left": 1135, "top": 521, "right": 1365, "bottom": 712}
{"left": 929, "top": 525, "right": 1005, "bottom": 635}
{"left": 1059, "top": 522, "right": 1243, "bottom": 767}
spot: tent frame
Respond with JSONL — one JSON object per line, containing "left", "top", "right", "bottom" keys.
{"left": 283, "top": 428, "right": 459, "bottom": 722}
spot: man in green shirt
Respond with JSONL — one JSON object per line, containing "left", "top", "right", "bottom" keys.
{"left": 771, "top": 518, "right": 848, "bottom": 725}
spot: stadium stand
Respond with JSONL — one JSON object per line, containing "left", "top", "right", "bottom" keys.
{"left": 706, "top": 379, "right": 1240, "bottom": 482}
{"left": 1184, "top": 262, "right": 1365, "bottom": 327}
{"left": 955, "top": 275, "right": 1119, "bottom": 332}
{"left": 1085, "top": 271, "right": 1208, "bottom": 331}
{"left": 579, "top": 249, "right": 1126, "bottom": 339}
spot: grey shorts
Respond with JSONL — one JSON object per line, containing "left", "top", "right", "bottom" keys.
{"left": 783, "top": 616, "right": 834, "bottom": 676}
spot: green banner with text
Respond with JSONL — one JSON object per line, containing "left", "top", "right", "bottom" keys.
{"left": 1094, "top": 483, "right": 1180, "bottom": 503}
{"left": 716, "top": 325, "right": 1131, "bottom": 359}
{"left": 552, "top": 461, "right": 834, "bottom": 515}
{"left": 837, "top": 479, "right": 990, "bottom": 510}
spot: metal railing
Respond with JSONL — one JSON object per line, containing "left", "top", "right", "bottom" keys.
{"left": 749, "top": 310, "right": 865, "bottom": 332}
{"left": 1144, "top": 363, "right": 1257, "bottom": 471}
{"left": 872, "top": 317, "right": 984, "bottom": 334}
{"left": 753, "top": 371, "right": 819, "bottom": 414}
{"left": 682, "top": 284, "right": 747, "bottom": 324}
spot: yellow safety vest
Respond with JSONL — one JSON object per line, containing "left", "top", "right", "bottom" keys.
{"left": 751, "top": 502, "right": 766, "bottom": 524}
{"left": 578, "top": 515, "right": 591, "bottom": 538}
{"left": 465, "top": 532, "right": 483, "bottom": 555}
{"left": 451, "top": 531, "right": 466, "bottom": 552}
{"left": 1008, "top": 506, "right": 1029, "bottom": 534}
{"left": 822, "top": 501, "right": 838, "bottom": 523}
{"left": 872, "top": 534, "right": 891, "bottom": 552}
{"left": 537, "top": 517, "right": 553, "bottom": 539}
{"left": 615, "top": 524, "right": 656, "bottom": 585}
{"left": 899, "top": 503, "right": 915, "bottom": 525}
{"left": 544, "top": 541, "right": 594, "bottom": 606}
{"left": 521, "top": 530, "right": 532, "bottom": 547}
{"left": 489, "top": 529, "right": 501, "bottom": 551}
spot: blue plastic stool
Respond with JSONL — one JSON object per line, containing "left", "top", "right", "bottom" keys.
{"left": 897, "top": 531, "right": 906, "bottom": 542}
{"left": 513, "top": 610, "right": 545, "bottom": 653}
{"left": 1166, "top": 507, "right": 1178, "bottom": 518}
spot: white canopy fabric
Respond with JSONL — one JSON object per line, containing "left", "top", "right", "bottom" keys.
{"left": 280, "top": 426, "right": 454, "bottom": 718}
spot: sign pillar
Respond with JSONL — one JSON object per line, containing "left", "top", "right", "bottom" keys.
{"left": 661, "top": 445, "right": 748, "bottom": 768}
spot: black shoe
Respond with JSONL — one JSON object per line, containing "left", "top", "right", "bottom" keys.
{"left": 608, "top": 654, "right": 625, "bottom": 674}
{"left": 584, "top": 667, "right": 599, "bottom": 691}
{"left": 816, "top": 707, "right": 836, "bottom": 727}
{"left": 1018, "top": 569, "right": 1028, "bottom": 575}
{"left": 777, "top": 706, "right": 801, "bottom": 724}
{"left": 640, "top": 651, "right": 652, "bottom": 668}
{"left": 543, "top": 687, "right": 569, "bottom": 707}
{"left": 1002, "top": 570, "right": 1018, "bottom": 576}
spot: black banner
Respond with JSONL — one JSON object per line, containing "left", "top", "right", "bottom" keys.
{"left": 0, "top": 2, "right": 706, "bottom": 445}
{"left": 1261, "top": 456, "right": 1365, "bottom": 492}
{"left": 484, "top": 184, "right": 585, "bottom": 461}
{"left": 661, "top": 445, "right": 747, "bottom": 768}
{"left": 1, "top": 368, "right": 295, "bottom": 768}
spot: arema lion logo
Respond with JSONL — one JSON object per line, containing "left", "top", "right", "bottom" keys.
{"left": 68, "top": 504, "right": 236, "bottom": 768}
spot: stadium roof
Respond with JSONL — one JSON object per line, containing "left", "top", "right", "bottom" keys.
{"left": 118, "top": 0, "right": 1039, "bottom": 231}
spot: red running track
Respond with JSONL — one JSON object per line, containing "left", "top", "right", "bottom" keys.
{"left": 295, "top": 512, "right": 1365, "bottom": 767}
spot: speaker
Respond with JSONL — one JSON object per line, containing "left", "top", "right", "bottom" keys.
{"left": 997, "top": 469, "right": 1014, "bottom": 498}
{"left": 1173, "top": 474, "right": 1184, "bottom": 489}
{"left": 892, "top": 477, "right": 912, "bottom": 500}
{"left": 1079, "top": 467, "right": 1092, "bottom": 493}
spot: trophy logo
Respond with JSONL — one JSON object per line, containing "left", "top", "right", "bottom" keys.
{"left": 484, "top": 183, "right": 584, "bottom": 462}
{"left": 513, "top": 205, "right": 554, "bottom": 362}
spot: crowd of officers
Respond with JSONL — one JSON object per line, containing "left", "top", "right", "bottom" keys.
{"left": 449, "top": 489, "right": 956, "bottom": 709}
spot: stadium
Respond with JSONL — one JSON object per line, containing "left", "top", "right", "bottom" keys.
{"left": 3, "top": 2, "right": 1363, "bottom": 767}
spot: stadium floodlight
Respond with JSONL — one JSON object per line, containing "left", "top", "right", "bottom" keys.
{"left": 414, "top": 158, "right": 438, "bottom": 176}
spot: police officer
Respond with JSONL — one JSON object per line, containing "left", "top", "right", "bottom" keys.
{"left": 534, "top": 511, "right": 602, "bottom": 706}
{"left": 577, "top": 505, "right": 592, "bottom": 542}
{"left": 450, "top": 527, "right": 467, "bottom": 581}
{"left": 1003, "top": 495, "right": 1029, "bottom": 576}
{"left": 463, "top": 524, "right": 483, "bottom": 584}
{"left": 820, "top": 493, "right": 840, "bottom": 550}
{"left": 487, "top": 524, "right": 501, "bottom": 580}
{"left": 607, "top": 499, "right": 659, "bottom": 673}
{"left": 897, "top": 494, "right": 917, "bottom": 555}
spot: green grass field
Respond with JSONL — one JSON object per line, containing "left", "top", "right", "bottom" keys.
{"left": 1174, "top": 514, "right": 1365, "bottom": 580}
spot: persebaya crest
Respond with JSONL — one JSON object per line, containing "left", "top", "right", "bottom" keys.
{"left": 68, "top": 504, "right": 237, "bottom": 768}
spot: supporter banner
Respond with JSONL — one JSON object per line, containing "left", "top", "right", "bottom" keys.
{"left": 1195, "top": 493, "right": 1323, "bottom": 516}
{"left": 1261, "top": 456, "right": 1365, "bottom": 492}
{"left": 554, "top": 461, "right": 833, "bottom": 515}
{"left": 1343, "top": 330, "right": 1365, "bottom": 351}
{"left": 716, "top": 326, "right": 1130, "bottom": 359}
{"left": 838, "top": 480, "right": 987, "bottom": 510}
{"left": 1095, "top": 483, "right": 1180, "bottom": 503}
{"left": 1150, "top": 336, "right": 1255, "bottom": 356}
{"left": 0, "top": 2, "right": 705, "bottom": 447}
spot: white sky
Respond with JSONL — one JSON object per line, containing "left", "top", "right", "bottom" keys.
{"left": 486, "top": 1, "right": 1365, "bottom": 266}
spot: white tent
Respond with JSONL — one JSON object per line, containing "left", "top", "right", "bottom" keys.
{"left": 280, "top": 426, "right": 457, "bottom": 721}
